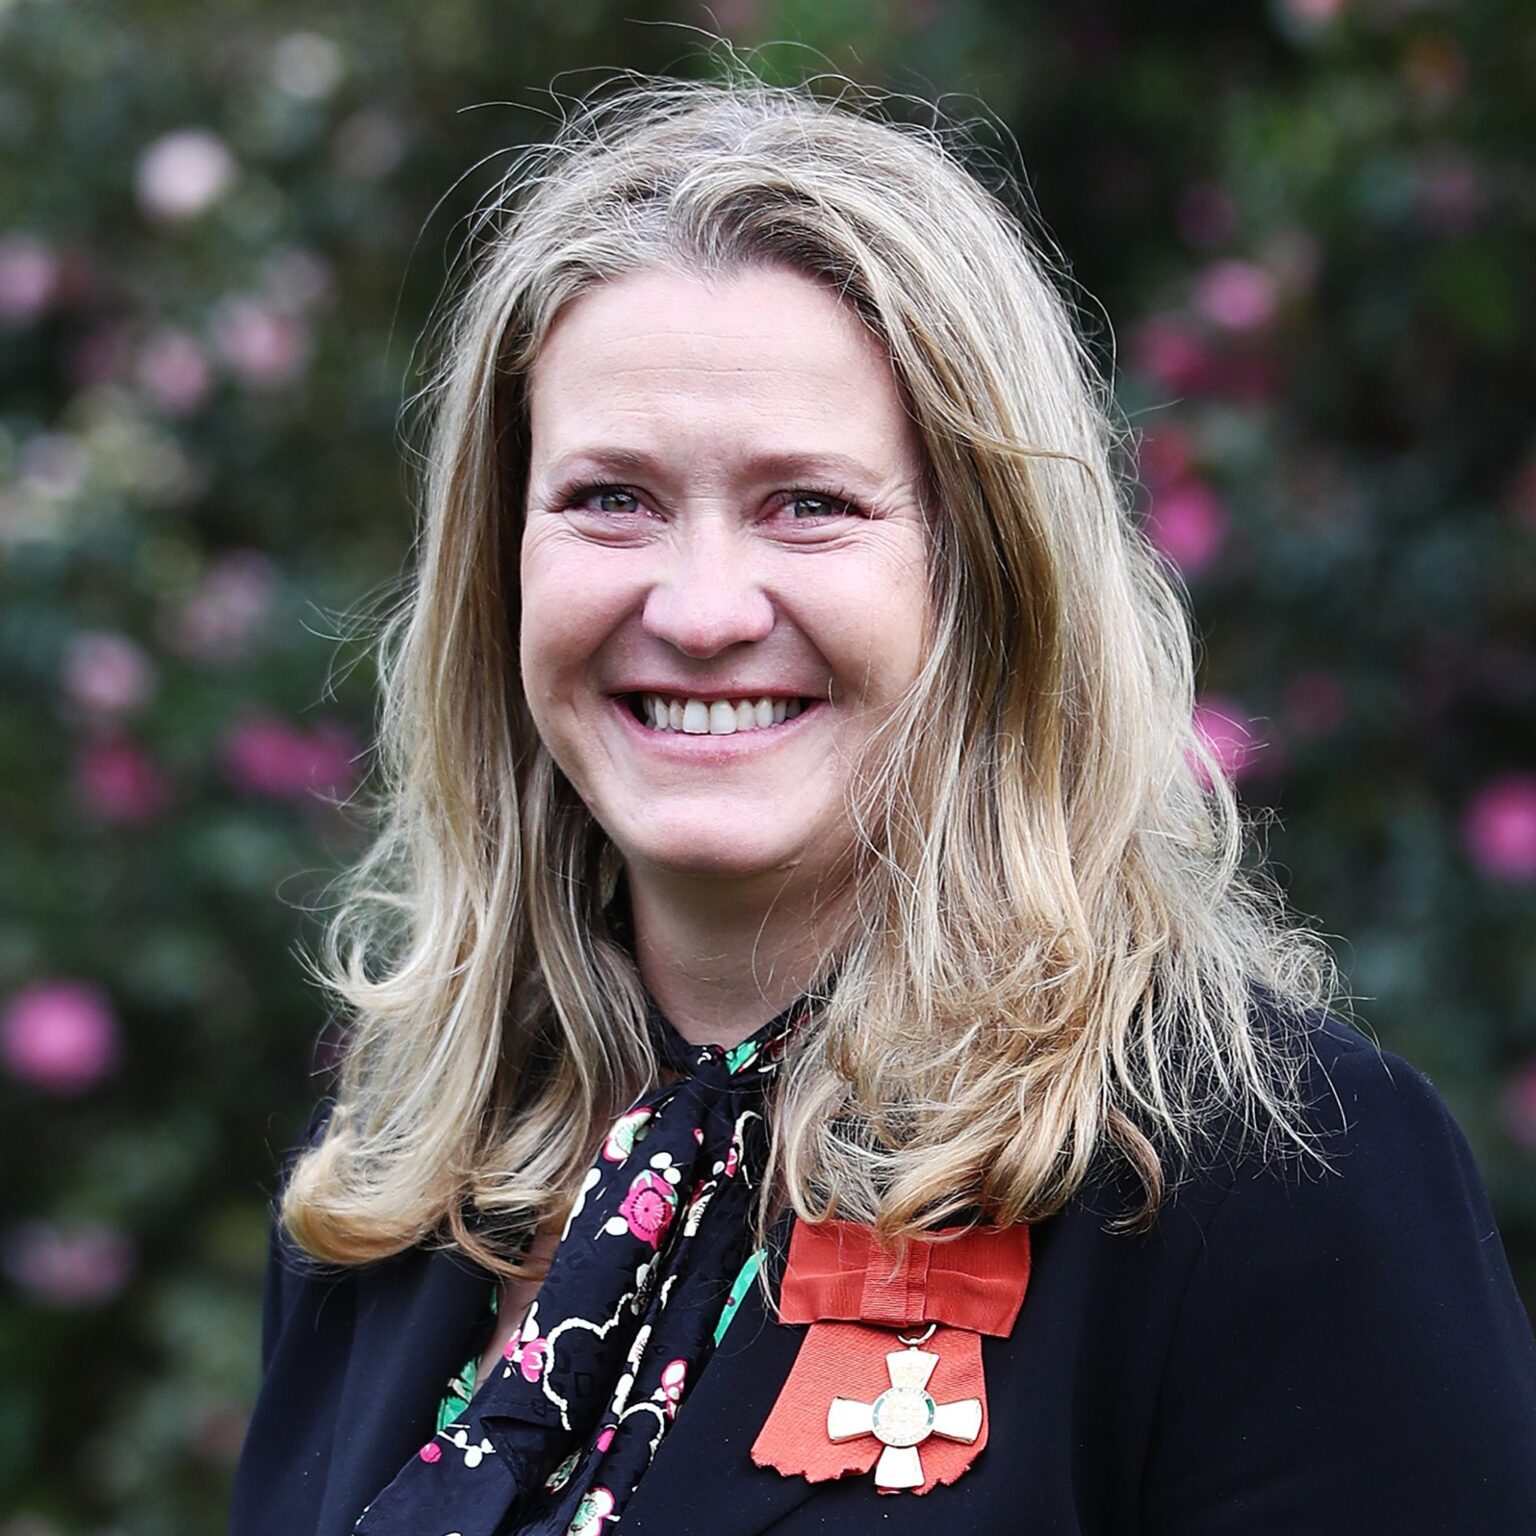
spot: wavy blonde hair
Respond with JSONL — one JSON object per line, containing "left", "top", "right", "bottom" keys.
{"left": 283, "top": 69, "right": 1350, "bottom": 1277}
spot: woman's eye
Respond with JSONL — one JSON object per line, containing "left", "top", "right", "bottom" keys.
{"left": 568, "top": 485, "right": 640, "bottom": 515}
{"left": 784, "top": 492, "right": 855, "bottom": 520}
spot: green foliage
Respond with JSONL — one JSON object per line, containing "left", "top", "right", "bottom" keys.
{"left": 1, "top": 0, "right": 1532, "bottom": 1528}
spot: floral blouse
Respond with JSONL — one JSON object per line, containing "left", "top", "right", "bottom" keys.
{"left": 350, "top": 1000, "right": 801, "bottom": 1536}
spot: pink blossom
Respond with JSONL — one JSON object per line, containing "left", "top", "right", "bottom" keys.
{"left": 61, "top": 631, "right": 157, "bottom": 718}
{"left": 1463, "top": 774, "right": 1536, "bottom": 883}
{"left": 1191, "top": 698, "right": 1260, "bottom": 788}
{"left": 1132, "top": 316, "right": 1217, "bottom": 395}
{"left": 657, "top": 1358, "right": 687, "bottom": 1418}
{"left": 418, "top": 1441, "right": 442, "bottom": 1463}
{"left": 223, "top": 713, "right": 359, "bottom": 800}
{"left": 137, "top": 327, "right": 213, "bottom": 415}
{"left": 1, "top": 981, "right": 120, "bottom": 1094}
{"left": 617, "top": 1169, "right": 677, "bottom": 1250}
{"left": 1147, "top": 481, "right": 1227, "bottom": 574}
{"left": 1498, "top": 1061, "right": 1536, "bottom": 1151}
{"left": 1193, "top": 260, "right": 1279, "bottom": 332}
{"left": 2, "top": 1220, "right": 133, "bottom": 1307}
{"left": 513, "top": 1335, "right": 548, "bottom": 1383}
{"left": 1283, "top": 670, "right": 1348, "bottom": 737}
{"left": 0, "top": 234, "right": 57, "bottom": 325}
{"left": 212, "top": 298, "right": 311, "bottom": 388}
{"left": 164, "top": 549, "right": 277, "bottom": 663}
{"left": 1138, "top": 426, "right": 1193, "bottom": 493}
{"left": 75, "top": 736, "right": 172, "bottom": 822}
{"left": 136, "top": 129, "right": 236, "bottom": 221}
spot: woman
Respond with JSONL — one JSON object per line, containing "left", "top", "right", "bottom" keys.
{"left": 230, "top": 74, "right": 1536, "bottom": 1535}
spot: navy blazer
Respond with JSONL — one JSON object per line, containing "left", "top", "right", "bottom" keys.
{"left": 230, "top": 1013, "right": 1536, "bottom": 1534}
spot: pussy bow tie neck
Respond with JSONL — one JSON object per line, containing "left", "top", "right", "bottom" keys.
{"left": 353, "top": 995, "right": 805, "bottom": 1536}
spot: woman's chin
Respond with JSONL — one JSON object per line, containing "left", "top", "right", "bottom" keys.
{"left": 617, "top": 828, "right": 838, "bottom": 890}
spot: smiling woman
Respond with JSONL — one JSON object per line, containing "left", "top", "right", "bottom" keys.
{"left": 520, "top": 264, "right": 931, "bottom": 930}
{"left": 229, "top": 68, "right": 1536, "bottom": 1536}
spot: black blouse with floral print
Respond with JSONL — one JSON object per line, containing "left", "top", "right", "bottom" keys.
{"left": 350, "top": 998, "right": 802, "bottom": 1536}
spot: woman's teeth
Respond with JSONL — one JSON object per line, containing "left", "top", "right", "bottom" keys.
{"left": 637, "top": 695, "right": 806, "bottom": 734}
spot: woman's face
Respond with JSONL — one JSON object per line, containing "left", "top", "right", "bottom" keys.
{"left": 519, "top": 263, "right": 931, "bottom": 897}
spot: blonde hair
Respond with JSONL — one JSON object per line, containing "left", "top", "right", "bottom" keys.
{"left": 282, "top": 69, "right": 1350, "bottom": 1276}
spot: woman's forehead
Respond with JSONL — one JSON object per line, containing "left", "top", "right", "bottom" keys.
{"left": 524, "top": 266, "right": 924, "bottom": 488}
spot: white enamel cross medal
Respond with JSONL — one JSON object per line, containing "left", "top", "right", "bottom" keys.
{"left": 825, "top": 1325, "right": 983, "bottom": 1490}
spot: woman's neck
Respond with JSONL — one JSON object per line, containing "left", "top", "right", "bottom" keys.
{"left": 625, "top": 866, "right": 846, "bottom": 1049}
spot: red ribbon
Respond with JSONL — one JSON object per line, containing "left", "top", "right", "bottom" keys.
{"left": 750, "top": 1219, "right": 1032, "bottom": 1496}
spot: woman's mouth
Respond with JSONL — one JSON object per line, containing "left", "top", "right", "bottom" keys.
{"left": 626, "top": 693, "right": 814, "bottom": 735}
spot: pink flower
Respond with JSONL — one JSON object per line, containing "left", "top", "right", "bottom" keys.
{"left": 1147, "top": 481, "right": 1227, "bottom": 574}
{"left": 418, "top": 1441, "right": 442, "bottom": 1463}
{"left": 1, "top": 981, "right": 121, "bottom": 1094}
{"left": 1193, "top": 260, "right": 1279, "bottom": 333}
{"left": 617, "top": 1169, "right": 677, "bottom": 1250}
{"left": 1499, "top": 1061, "right": 1536, "bottom": 1151}
{"left": 223, "top": 713, "right": 359, "bottom": 800}
{"left": 136, "top": 129, "right": 236, "bottom": 221}
{"left": 163, "top": 549, "right": 277, "bottom": 663}
{"left": 75, "top": 736, "right": 173, "bottom": 822}
{"left": 657, "top": 1358, "right": 687, "bottom": 1418}
{"left": 1463, "top": 774, "right": 1536, "bottom": 883}
{"left": 1138, "top": 426, "right": 1194, "bottom": 492}
{"left": 1191, "top": 697, "right": 1260, "bottom": 788}
{"left": 517, "top": 1336, "right": 548, "bottom": 1383}
{"left": 137, "top": 327, "right": 213, "bottom": 415}
{"left": 0, "top": 234, "right": 58, "bottom": 326}
{"left": 61, "top": 631, "right": 157, "bottom": 718}
{"left": 1, "top": 1220, "right": 133, "bottom": 1308}
{"left": 603, "top": 1106, "right": 653, "bottom": 1162}
{"left": 212, "top": 298, "right": 310, "bottom": 388}
{"left": 1133, "top": 316, "right": 1218, "bottom": 395}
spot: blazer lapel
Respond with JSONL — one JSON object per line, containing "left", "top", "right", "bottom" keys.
{"left": 623, "top": 1249, "right": 825, "bottom": 1536}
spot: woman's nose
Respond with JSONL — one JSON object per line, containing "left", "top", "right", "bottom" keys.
{"left": 640, "top": 520, "right": 775, "bottom": 658}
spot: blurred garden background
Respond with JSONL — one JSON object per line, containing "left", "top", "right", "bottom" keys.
{"left": 2, "top": 0, "right": 1533, "bottom": 1528}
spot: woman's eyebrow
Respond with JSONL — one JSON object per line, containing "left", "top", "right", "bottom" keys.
{"left": 536, "top": 445, "right": 894, "bottom": 489}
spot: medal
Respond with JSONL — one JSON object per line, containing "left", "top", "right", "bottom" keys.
{"left": 826, "top": 1325, "right": 983, "bottom": 1489}
{"left": 750, "top": 1220, "right": 1031, "bottom": 1496}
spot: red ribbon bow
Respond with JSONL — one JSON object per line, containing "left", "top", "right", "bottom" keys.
{"left": 750, "top": 1218, "right": 1032, "bottom": 1495}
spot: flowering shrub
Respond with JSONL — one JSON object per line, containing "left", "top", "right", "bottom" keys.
{"left": 1, "top": 1, "right": 1531, "bottom": 1530}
